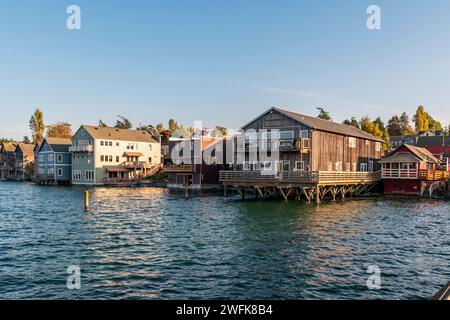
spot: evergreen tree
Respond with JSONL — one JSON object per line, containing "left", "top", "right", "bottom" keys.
{"left": 316, "top": 107, "right": 332, "bottom": 121}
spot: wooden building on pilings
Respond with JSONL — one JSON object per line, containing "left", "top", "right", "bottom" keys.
{"left": 219, "top": 107, "right": 384, "bottom": 203}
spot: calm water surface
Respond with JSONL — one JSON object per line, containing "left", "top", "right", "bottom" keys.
{"left": 0, "top": 181, "right": 448, "bottom": 299}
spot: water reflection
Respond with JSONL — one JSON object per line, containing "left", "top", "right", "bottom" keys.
{"left": 0, "top": 182, "right": 449, "bottom": 299}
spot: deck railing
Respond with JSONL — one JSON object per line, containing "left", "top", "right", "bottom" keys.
{"left": 418, "top": 169, "right": 450, "bottom": 181}
{"left": 103, "top": 177, "right": 140, "bottom": 185}
{"left": 69, "top": 145, "right": 94, "bottom": 153}
{"left": 219, "top": 170, "right": 379, "bottom": 185}
{"left": 120, "top": 161, "right": 152, "bottom": 169}
{"left": 382, "top": 168, "right": 418, "bottom": 179}
{"left": 163, "top": 164, "right": 193, "bottom": 173}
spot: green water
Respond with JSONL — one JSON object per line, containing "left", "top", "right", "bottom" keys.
{"left": 0, "top": 181, "right": 448, "bottom": 299}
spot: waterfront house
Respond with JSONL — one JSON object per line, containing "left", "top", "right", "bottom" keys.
{"left": 70, "top": 125, "right": 161, "bottom": 185}
{"left": 380, "top": 144, "right": 448, "bottom": 196}
{"left": 219, "top": 107, "right": 385, "bottom": 202}
{"left": 32, "top": 139, "right": 43, "bottom": 181}
{"left": 164, "top": 136, "right": 229, "bottom": 189}
{"left": 14, "top": 143, "right": 35, "bottom": 180}
{"left": 0, "top": 142, "right": 17, "bottom": 180}
{"left": 36, "top": 137, "right": 72, "bottom": 185}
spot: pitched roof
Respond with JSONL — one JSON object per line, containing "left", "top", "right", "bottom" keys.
{"left": 382, "top": 144, "right": 441, "bottom": 164}
{"left": 42, "top": 137, "right": 72, "bottom": 153}
{"left": 45, "top": 137, "right": 72, "bottom": 145}
{"left": 2, "top": 142, "right": 17, "bottom": 153}
{"left": 15, "top": 143, "right": 35, "bottom": 160}
{"left": 243, "top": 107, "right": 384, "bottom": 142}
{"left": 81, "top": 125, "right": 159, "bottom": 143}
{"left": 416, "top": 135, "right": 450, "bottom": 148}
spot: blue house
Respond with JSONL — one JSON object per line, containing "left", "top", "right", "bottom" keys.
{"left": 36, "top": 137, "right": 72, "bottom": 185}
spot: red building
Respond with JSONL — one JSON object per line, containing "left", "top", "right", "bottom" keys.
{"left": 416, "top": 135, "right": 450, "bottom": 171}
{"left": 380, "top": 144, "right": 448, "bottom": 196}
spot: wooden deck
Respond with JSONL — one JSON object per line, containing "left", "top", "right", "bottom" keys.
{"left": 219, "top": 170, "right": 380, "bottom": 186}
{"left": 219, "top": 170, "right": 381, "bottom": 203}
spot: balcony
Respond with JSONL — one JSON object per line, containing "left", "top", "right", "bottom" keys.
{"left": 69, "top": 145, "right": 94, "bottom": 152}
{"left": 120, "top": 161, "right": 151, "bottom": 169}
{"left": 163, "top": 164, "right": 193, "bottom": 173}
{"left": 382, "top": 168, "right": 419, "bottom": 179}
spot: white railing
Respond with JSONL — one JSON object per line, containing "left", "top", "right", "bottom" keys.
{"left": 382, "top": 168, "right": 418, "bottom": 179}
{"left": 69, "top": 145, "right": 94, "bottom": 152}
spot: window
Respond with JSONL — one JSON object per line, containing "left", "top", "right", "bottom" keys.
{"left": 85, "top": 170, "right": 94, "bottom": 181}
{"left": 295, "top": 161, "right": 304, "bottom": 171}
{"left": 243, "top": 161, "right": 250, "bottom": 171}
{"left": 100, "top": 141, "right": 104, "bottom": 146}
{"left": 38, "top": 154, "right": 44, "bottom": 161}
{"left": 48, "top": 154, "right": 54, "bottom": 162}
{"left": 149, "top": 144, "right": 152, "bottom": 151}
{"left": 253, "top": 161, "right": 261, "bottom": 170}
{"left": 327, "top": 162, "right": 332, "bottom": 171}
{"left": 48, "top": 168, "right": 54, "bottom": 175}
{"left": 57, "top": 154, "right": 63, "bottom": 162}
{"left": 149, "top": 157, "right": 152, "bottom": 163}
{"left": 352, "top": 162, "right": 357, "bottom": 171}
{"left": 360, "top": 163, "right": 368, "bottom": 172}
{"left": 346, "top": 163, "right": 351, "bottom": 172}
{"left": 279, "top": 131, "right": 294, "bottom": 140}
{"left": 369, "top": 161, "right": 374, "bottom": 172}
{"left": 299, "top": 130, "right": 309, "bottom": 138}
{"left": 366, "top": 140, "right": 370, "bottom": 146}
{"left": 375, "top": 142, "right": 381, "bottom": 152}
{"left": 116, "top": 142, "right": 120, "bottom": 146}
{"left": 349, "top": 137, "right": 357, "bottom": 148}
{"left": 100, "top": 155, "right": 104, "bottom": 162}
{"left": 73, "top": 170, "right": 81, "bottom": 180}
{"left": 57, "top": 168, "right": 63, "bottom": 177}
{"left": 116, "top": 156, "right": 120, "bottom": 162}
{"left": 335, "top": 162, "right": 342, "bottom": 171}
{"left": 109, "top": 141, "right": 113, "bottom": 146}
{"left": 109, "top": 155, "right": 113, "bottom": 162}
{"left": 263, "top": 161, "right": 272, "bottom": 171}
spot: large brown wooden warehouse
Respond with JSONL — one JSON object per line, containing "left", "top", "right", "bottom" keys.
{"left": 220, "top": 107, "right": 385, "bottom": 203}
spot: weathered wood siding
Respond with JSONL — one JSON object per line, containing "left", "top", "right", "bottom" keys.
{"left": 241, "top": 109, "right": 312, "bottom": 170}
{"left": 311, "top": 130, "right": 382, "bottom": 171}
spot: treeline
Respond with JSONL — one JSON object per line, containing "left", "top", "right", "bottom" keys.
{"left": 317, "top": 105, "right": 448, "bottom": 151}
{"left": 20, "top": 108, "right": 229, "bottom": 144}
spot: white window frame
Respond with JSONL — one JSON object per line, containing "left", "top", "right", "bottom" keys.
{"left": 335, "top": 161, "right": 342, "bottom": 171}
{"left": 360, "top": 163, "right": 368, "bottom": 172}
{"left": 48, "top": 154, "right": 54, "bottom": 162}
{"left": 262, "top": 161, "right": 272, "bottom": 171}
{"left": 369, "top": 161, "right": 374, "bottom": 172}
{"left": 327, "top": 162, "right": 333, "bottom": 171}
{"left": 253, "top": 161, "right": 261, "bottom": 170}
{"left": 375, "top": 142, "right": 381, "bottom": 152}
{"left": 57, "top": 168, "right": 63, "bottom": 177}
{"left": 57, "top": 154, "right": 63, "bottom": 163}
{"left": 243, "top": 161, "right": 250, "bottom": 171}
{"left": 295, "top": 161, "right": 304, "bottom": 171}
{"left": 299, "top": 130, "right": 309, "bottom": 139}
{"left": 349, "top": 137, "right": 357, "bottom": 148}
{"left": 346, "top": 163, "right": 351, "bottom": 172}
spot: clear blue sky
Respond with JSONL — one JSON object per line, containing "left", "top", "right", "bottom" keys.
{"left": 1, "top": 0, "right": 450, "bottom": 139}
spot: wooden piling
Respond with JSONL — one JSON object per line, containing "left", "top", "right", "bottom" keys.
{"left": 84, "top": 191, "right": 89, "bottom": 211}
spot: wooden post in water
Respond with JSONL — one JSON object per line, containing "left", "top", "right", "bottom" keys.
{"left": 84, "top": 191, "right": 89, "bottom": 211}
{"left": 316, "top": 185, "right": 321, "bottom": 205}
